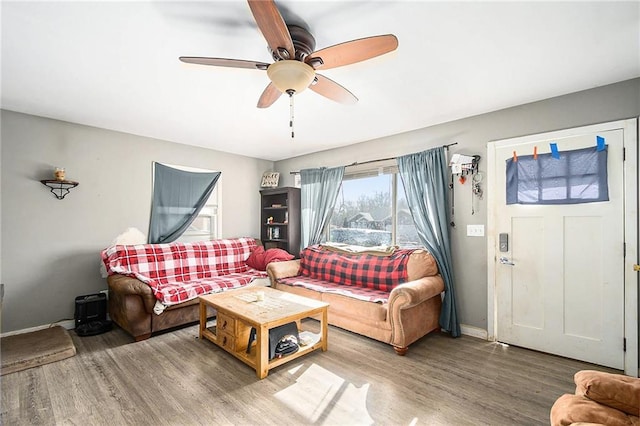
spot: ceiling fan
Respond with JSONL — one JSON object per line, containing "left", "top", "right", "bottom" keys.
{"left": 179, "top": 0, "right": 398, "bottom": 135}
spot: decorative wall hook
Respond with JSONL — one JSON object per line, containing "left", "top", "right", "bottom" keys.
{"left": 449, "top": 154, "right": 481, "bottom": 176}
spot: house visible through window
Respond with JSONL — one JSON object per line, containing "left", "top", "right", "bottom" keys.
{"left": 327, "top": 161, "right": 421, "bottom": 248}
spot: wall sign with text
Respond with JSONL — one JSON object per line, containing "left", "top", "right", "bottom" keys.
{"left": 260, "top": 172, "right": 280, "bottom": 188}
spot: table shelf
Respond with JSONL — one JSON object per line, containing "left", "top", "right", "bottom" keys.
{"left": 198, "top": 287, "right": 328, "bottom": 379}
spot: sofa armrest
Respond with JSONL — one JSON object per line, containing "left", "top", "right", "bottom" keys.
{"left": 550, "top": 393, "right": 635, "bottom": 426}
{"left": 574, "top": 370, "right": 640, "bottom": 416}
{"left": 389, "top": 275, "right": 444, "bottom": 309}
{"left": 266, "top": 260, "right": 301, "bottom": 285}
{"left": 107, "top": 274, "right": 156, "bottom": 314}
{"left": 388, "top": 276, "right": 444, "bottom": 345}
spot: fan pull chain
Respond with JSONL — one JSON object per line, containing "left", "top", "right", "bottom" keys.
{"left": 288, "top": 91, "right": 295, "bottom": 139}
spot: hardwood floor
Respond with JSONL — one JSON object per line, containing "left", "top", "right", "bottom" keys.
{"left": 1, "top": 322, "right": 618, "bottom": 425}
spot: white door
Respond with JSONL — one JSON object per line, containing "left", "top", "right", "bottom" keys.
{"left": 490, "top": 125, "right": 629, "bottom": 370}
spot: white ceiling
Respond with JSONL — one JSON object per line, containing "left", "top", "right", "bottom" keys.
{"left": 2, "top": 1, "right": 639, "bottom": 161}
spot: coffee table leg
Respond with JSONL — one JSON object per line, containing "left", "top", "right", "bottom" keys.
{"left": 321, "top": 307, "right": 328, "bottom": 352}
{"left": 256, "top": 325, "right": 269, "bottom": 379}
{"left": 199, "top": 300, "right": 206, "bottom": 339}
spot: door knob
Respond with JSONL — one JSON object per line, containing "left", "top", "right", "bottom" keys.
{"left": 634, "top": 264, "right": 640, "bottom": 272}
{"left": 499, "top": 256, "right": 515, "bottom": 266}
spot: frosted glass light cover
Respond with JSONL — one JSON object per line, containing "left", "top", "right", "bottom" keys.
{"left": 267, "top": 60, "right": 315, "bottom": 93}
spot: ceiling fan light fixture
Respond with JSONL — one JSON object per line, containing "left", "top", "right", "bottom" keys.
{"left": 267, "top": 60, "right": 316, "bottom": 94}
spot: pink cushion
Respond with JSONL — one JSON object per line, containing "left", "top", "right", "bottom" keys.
{"left": 246, "top": 246, "right": 267, "bottom": 270}
{"left": 246, "top": 247, "right": 293, "bottom": 271}
{"left": 264, "top": 248, "right": 294, "bottom": 265}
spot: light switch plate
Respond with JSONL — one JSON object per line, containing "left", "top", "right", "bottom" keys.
{"left": 467, "top": 224, "right": 485, "bottom": 237}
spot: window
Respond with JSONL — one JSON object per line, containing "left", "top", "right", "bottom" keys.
{"left": 327, "top": 161, "right": 420, "bottom": 248}
{"left": 176, "top": 193, "right": 220, "bottom": 243}
{"left": 506, "top": 146, "right": 608, "bottom": 205}
{"left": 156, "top": 163, "right": 222, "bottom": 243}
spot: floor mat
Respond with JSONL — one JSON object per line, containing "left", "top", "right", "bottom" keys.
{"left": 1, "top": 325, "right": 76, "bottom": 375}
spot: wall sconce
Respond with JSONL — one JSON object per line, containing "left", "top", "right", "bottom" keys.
{"left": 41, "top": 167, "right": 79, "bottom": 200}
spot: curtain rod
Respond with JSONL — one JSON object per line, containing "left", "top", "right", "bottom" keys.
{"left": 289, "top": 142, "right": 457, "bottom": 174}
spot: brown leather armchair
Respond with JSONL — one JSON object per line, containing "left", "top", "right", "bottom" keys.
{"left": 550, "top": 370, "right": 640, "bottom": 426}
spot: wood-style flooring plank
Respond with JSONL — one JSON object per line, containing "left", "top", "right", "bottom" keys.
{"left": 1, "top": 322, "right": 619, "bottom": 426}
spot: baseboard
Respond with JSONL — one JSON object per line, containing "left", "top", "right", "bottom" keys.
{"left": 6, "top": 320, "right": 490, "bottom": 341}
{"left": 460, "top": 324, "right": 488, "bottom": 340}
{"left": 1, "top": 320, "right": 75, "bottom": 338}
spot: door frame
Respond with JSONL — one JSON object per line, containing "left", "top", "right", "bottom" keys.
{"left": 486, "top": 118, "right": 638, "bottom": 377}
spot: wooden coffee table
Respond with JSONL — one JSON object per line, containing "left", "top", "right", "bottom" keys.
{"left": 199, "top": 286, "right": 328, "bottom": 379}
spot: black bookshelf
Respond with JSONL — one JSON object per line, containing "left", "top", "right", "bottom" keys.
{"left": 260, "top": 187, "right": 301, "bottom": 258}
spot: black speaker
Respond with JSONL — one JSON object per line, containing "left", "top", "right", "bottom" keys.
{"left": 74, "top": 293, "right": 111, "bottom": 336}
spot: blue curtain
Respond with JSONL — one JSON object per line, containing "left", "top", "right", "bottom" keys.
{"left": 300, "top": 166, "right": 345, "bottom": 249}
{"left": 397, "top": 147, "right": 460, "bottom": 337}
{"left": 148, "top": 163, "right": 221, "bottom": 244}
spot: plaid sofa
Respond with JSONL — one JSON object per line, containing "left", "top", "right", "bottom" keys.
{"left": 102, "top": 238, "right": 269, "bottom": 341}
{"left": 268, "top": 244, "right": 444, "bottom": 355}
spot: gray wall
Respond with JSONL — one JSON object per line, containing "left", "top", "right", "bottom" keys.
{"left": 2, "top": 79, "right": 638, "bottom": 334}
{"left": 0, "top": 110, "right": 272, "bottom": 332}
{"left": 274, "top": 78, "right": 640, "bottom": 332}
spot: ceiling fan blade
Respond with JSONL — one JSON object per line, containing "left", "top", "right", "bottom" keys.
{"left": 257, "top": 82, "right": 282, "bottom": 108}
{"left": 179, "top": 57, "right": 269, "bottom": 70}
{"left": 306, "top": 34, "right": 398, "bottom": 70}
{"left": 309, "top": 74, "right": 358, "bottom": 105}
{"left": 247, "top": 0, "right": 295, "bottom": 60}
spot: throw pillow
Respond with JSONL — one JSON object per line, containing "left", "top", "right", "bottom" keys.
{"left": 246, "top": 247, "right": 294, "bottom": 271}
{"left": 264, "top": 248, "right": 294, "bottom": 265}
{"left": 574, "top": 370, "right": 640, "bottom": 416}
{"left": 246, "top": 246, "right": 267, "bottom": 270}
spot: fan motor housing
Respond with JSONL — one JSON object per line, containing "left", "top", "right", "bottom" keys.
{"left": 269, "top": 25, "right": 316, "bottom": 61}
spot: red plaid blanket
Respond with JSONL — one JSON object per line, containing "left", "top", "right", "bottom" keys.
{"left": 278, "top": 276, "right": 390, "bottom": 303}
{"left": 101, "top": 238, "right": 267, "bottom": 306}
{"left": 299, "top": 245, "right": 413, "bottom": 292}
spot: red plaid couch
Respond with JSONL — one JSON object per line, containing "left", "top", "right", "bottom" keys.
{"left": 102, "top": 238, "right": 267, "bottom": 306}
{"left": 103, "top": 238, "right": 269, "bottom": 341}
{"left": 268, "top": 244, "right": 445, "bottom": 355}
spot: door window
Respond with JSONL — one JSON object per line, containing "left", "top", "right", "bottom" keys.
{"left": 506, "top": 146, "right": 608, "bottom": 205}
